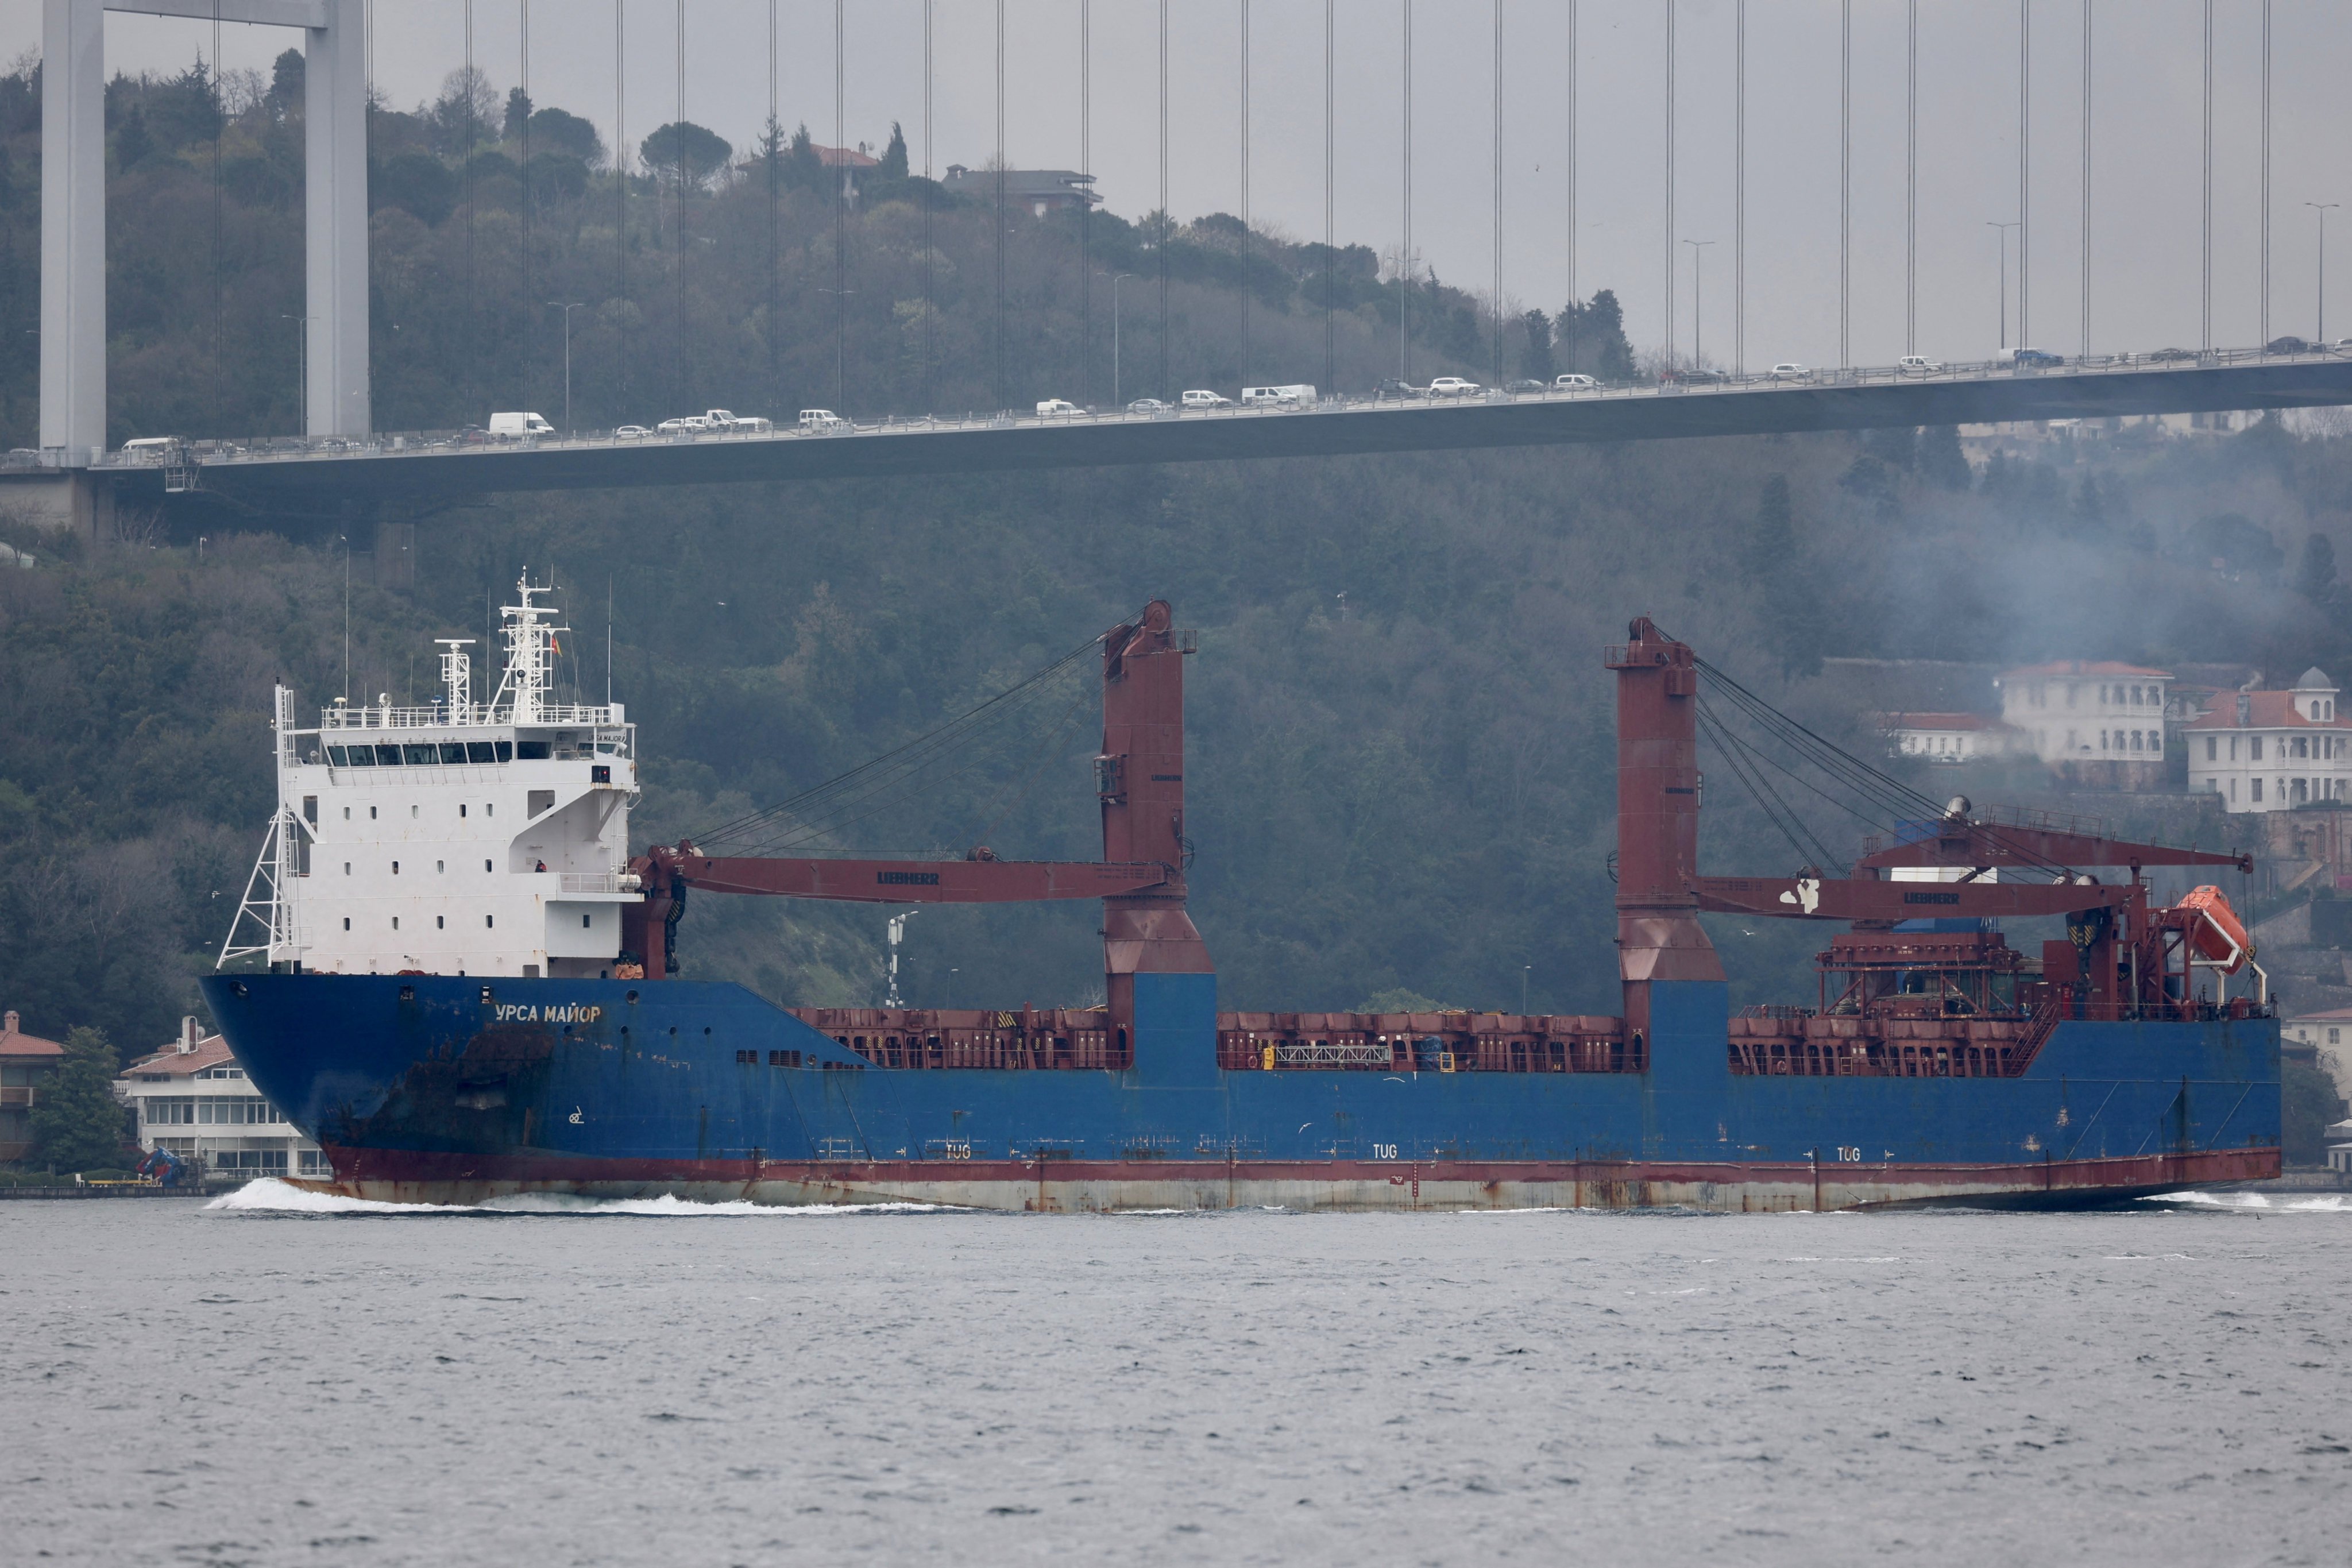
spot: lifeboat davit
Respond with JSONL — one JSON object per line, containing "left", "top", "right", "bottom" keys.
{"left": 2175, "top": 886, "right": 2253, "bottom": 972}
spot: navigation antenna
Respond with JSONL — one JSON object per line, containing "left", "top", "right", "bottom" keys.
{"left": 884, "top": 910, "right": 917, "bottom": 1006}
{"left": 437, "top": 639, "right": 475, "bottom": 722}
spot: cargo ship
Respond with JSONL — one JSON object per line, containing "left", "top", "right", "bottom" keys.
{"left": 199, "top": 582, "right": 2280, "bottom": 1210}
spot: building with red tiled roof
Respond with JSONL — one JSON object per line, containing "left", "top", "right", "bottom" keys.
{"left": 116, "top": 1017, "right": 323, "bottom": 1182}
{"left": 1, "top": 1008, "right": 66, "bottom": 1161}
{"left": 2183, "top": 668, "right": 2352, "bottom": 812}
{"left": 1994, "top": 660, "right": 2175, "bottom": 790}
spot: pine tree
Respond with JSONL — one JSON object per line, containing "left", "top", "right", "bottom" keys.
{"left": 28, "top": 1026, "right": 132, "bottom": 1174}
{"left": 2300, "top": 532, "right": 2342, "bottom": 609}
{"left": 879, "top": 122, "right": 910, "bottom": 182}
{"left": 1519, "top": 310, "right": 1554, "bottom": 382}
{"left": 1917, "top": 424, "right": 1972, "bottom": 491}
{"left": 1747, "top": 474, "right": 1795, "bottom": 578}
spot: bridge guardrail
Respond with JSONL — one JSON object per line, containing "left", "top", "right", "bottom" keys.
{"left": 60, "top": 342, "right": 2352, "bottom": 473}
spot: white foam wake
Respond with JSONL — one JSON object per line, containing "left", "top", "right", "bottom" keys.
{"left": 2141, "top": 1188, "right": 2352, "bottom": 1212}
{"left": 206, "top": 1177, "right": 953, "bottom": 1216}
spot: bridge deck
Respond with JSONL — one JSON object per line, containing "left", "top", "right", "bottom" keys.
{"left": 13, "top": 351, "right": 2352, "bottom": 509}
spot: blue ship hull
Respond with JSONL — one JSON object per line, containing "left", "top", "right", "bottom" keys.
{"left": 198, "top": 968, "right": 2281, "bottom": 1211}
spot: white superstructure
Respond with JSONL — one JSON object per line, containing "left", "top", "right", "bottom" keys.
{"left": 221, "top": 577, "right": 642, "bottom": 979}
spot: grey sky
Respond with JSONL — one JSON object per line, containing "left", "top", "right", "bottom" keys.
{"left": 11, "top": 1, "right": 2350, "bottom": 373}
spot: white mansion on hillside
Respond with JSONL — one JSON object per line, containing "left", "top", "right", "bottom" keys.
{"left": 2184, "top": 668, "right": 2352, "bottom": 812}
{"left": 117, "top": 1017, "right": 324, "bottom": 1180}
{"left": 1994, "top": 660, "right": 2172, "bottom": 789}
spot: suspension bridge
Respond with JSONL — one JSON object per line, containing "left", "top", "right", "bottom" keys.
{"left": 11, "top": 0, "right": 2352, "bottom": 529}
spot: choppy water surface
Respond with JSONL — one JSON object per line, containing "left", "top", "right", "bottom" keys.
{"left": 7, "top": 1188, "right": 2349, "bottom": 1566}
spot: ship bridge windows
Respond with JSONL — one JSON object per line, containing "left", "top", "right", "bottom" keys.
{"left": 469, "top": 742, "right": 506, "bottom": 764}
{"left": 402, "top": 744, "right": 437, "bottom": 766}
{"left": 439, "top": 743, "right": 467, "bottom": 764}
{"left": 515, "top": 741, "right": 552, "bottom": 761}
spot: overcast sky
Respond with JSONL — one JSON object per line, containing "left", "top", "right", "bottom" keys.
{"left": 12, "top": 1, "right": 2350, "bottom": 371}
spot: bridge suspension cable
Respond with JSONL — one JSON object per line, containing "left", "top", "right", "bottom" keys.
{"left": 1664, "top": 0, "right": 1675, "bottom": 372}
{"left": 1323, "top": 0, "right": 1334, "bottom": 395}
{"left": 2019, "top": 0, "right": 2030, "bottom": 353}
{"left": 1840, "top": 0, "right": 1849, "bottom": 369}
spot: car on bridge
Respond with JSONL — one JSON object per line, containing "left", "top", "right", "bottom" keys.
{"left": 704, "top": 409, "right": 771, "bottom": 432}
{"left": 1180, "top": 389, "right": 1233, "bottom": 409}
{"left": 1897, "top": 355, "right": 1942, "bottom": 373}
{"left": 1374, "top": 378, "right": 1421, "bottom": 400}
{"left": 798, "top": 409, "right": 846, "bottom": 432}
{"left": 1126, "top": 398, "right": 1172, "bottom": 414}
{"left": 1504, "top": 379, "right": 1547, "bottom": 395}
{"left": 1427, "top": 377, "right": 1481, "bottom": 397}
{"left": 1768, "top": 363, "right": 1811, "bottom": 381}
{"left": 615, "top": 424, "right": 651, "bottom": 440}
{"left": 1552, "top": 373, "right": 1597, "bottom": 391}
{"left": 489, "top": 411, "right": 555, "bottom": 439}
{"left": 2266, "top": 337, "right": 2312, "bottom": 354}
{"left": 2002, "top": 346, "right": 2065, "bottom": 367}
{"left": 656, "top": 416, "right": 707, "bottom": 435}
{"left": 1036, "top": 399, "right": 1081, "bottom": 416}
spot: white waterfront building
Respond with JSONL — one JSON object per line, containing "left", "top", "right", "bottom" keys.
{"left": 223, "top": 577, "right": 643, "bottom": 978}
{"left": 2183, "top": 668, "right": 2352, "bottom": 812}
{"left": 117, "top": 1016, "right": 328, "bottom": 1179}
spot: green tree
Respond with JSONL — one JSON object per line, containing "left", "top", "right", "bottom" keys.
{"left": 1747, "top": 474, "right": 1796, "bottom": 578}
{"left": 28, "top": 1027, "right": 132, "bottom": 1173}
{"left": 1559, "top": 289, "right": 1635, "bottom": 381}
{"left": 879, "top": 121, "right": 910, "bottom": 182}
{"left": 2299, "top": 532, "right": 2342, "bottom": 610}
{"left": 1918, "top": 424, "right": 1972, "bottom": 490}
{"left": 267, "top": 48, "right": 304, "bottom": 121}
{"left": 640, "top": 121, "right": 732, "bottom": 188}
{"left": 1519, "top": 310, "right": 1554, "bottom": 382}
{"left": 504, "top": 86, "right": 532, "bottom": 142}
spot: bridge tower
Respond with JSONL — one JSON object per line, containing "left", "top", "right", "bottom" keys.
{"left": 41, "top": 0, "right": 370, "bottom": 466}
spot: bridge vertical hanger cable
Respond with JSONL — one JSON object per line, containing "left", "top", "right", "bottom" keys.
{"left": 212, "top": 1, "right": 223, "bottom": 422}
{"left": 2202, "top": 0, "right": 2212, "bottom": 352}
{"left": 922, "top": 0, "right": 933, "bottom": 410}
{"left": 1904, "top": 0, "right": 1914, "bottom": 358}
{"left": 2260, "top": 0, "right": 2271, "bottom": 347}
{"left": 768, "top": 0, "right": 779, "bottom": 414}
{"left": 1839, "top": 0, "right": 1849, "bottom": 369}
{"left": 1082, "top": 0, "right": 1092, "bottom": 406}
{"left": 616, "top": 1, "right": 627, "bottom": 411}
{"left": 1159, "top": 0, "right": 1169, "bottom": 399}
{"left": 1565, "top": 0, "right": 1576, "bottom": 374}
{"left": 1400, "top": 0, "right": 1411, "bottom": 384}
{"left": 1324, "top": 0, "right": 1334, "bottom": 395}
{"left": 1241, "top": 0, "right": 1250, "bottom": 390}
{"left": 466, "top": 1, "right": 477, "bottom": 423}
{"left": 2080, "top": 0, "right": 2090, "bottom": 361}
{"left": 522, "top": 0, "right": 532, "bottom": 418}
{"left": 674, "top": 0, "right": 686, "bottom": 413}
{"left": 1664, "top": 0, "right": 1674, "bottom": 373}
{"left": 2018, "top": 0, "right": 2029, "bottom": 353}
{"left": 1491, "top": 0, "right": 1501, "bottom": 390}
{"left": 997, "top": 0, "right": 1007, "bottom": 411}
{"left": 1736, "top": 0, "right": 1745, "bottom": 375}
{"left": 836, "top": 0, "right": 847, "bottom": 413}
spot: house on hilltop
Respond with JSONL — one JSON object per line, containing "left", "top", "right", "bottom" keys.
{"left": 1994, "top": 660, "right": 2173, "bottom": 790}
{"left": 1, "top": 1010, "right": 65, "bottom": 1162}
{"left": 942, "top": 164, "right": 1101, "bottom": 217}
{"left": 116, "top": 1017, "right": 325, "bottom": 1182}
{"left": 2184, "top": 668, "right": 2352, "bottom": 812}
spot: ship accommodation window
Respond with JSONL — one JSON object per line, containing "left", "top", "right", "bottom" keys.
{"left": 369, "top": 806, "right": 377, "bottom": 819}
{"left": 376, "top": 744, "right": 402, "bottom": 766}
{"left": 392, "top": 916, "right": 400, "bottom": 929}
{"left": 343, "top": 862, "right": 350, "bottom": 875}
{"left": 326, "top": 746, "right": 348, "bottom": 766}
{"left": 459, "top": 804, "right": 468, "bottom": 817}
{"left": 527, "top": 790, "right": 555, "bottom": 817}
{"left": 392, "top": 862, "right": 400, "bottom": 874}
{"left": 485, "top": 801, "right": 495, "bottom": 815}
{"left": 485, "top": 915, "right": 494, "bottom": 928}
{"left": 437, "top": 916, "right": 445, "bottom": 929}
{"left": 411, "top": 805, "right": 419, "bottom": 818}
{"left": 439, "top": 743, "right": 466, "bottom": 764}
{"left": 467, "top": 742, "right": 497, "bottom": 764}
{"left": 302, "top": 795, "right": 317, "bottom": 824}
{"left": 403, "top": 744, "right": 437, "bottom": 766}
{"left": 582, "top": 915, "right": 592, "bottom": 928}
{"left": 437, "top": 860, "right": 443, "bottom": 872}
{"left": 484, "top": 859, "right": 492, "bottom": 872}
{"left": 343, "top": 917, "right": 350, "bottom": 930}
{"left": 516, "top": 741, "right": 552, "bottom": 760}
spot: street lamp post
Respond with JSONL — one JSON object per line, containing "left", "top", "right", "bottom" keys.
{"left": 2308, "top": 203, "right": 2341, "bottom": 345}
{"left": 546, "top": 302, "right": 585, "bottom": 434}
{"left": 1683, "top": 240, "right": 1715, "bottom": 372}
{"left": 1986, "top": 222, "right": 2021, "bottom": 352}
{"left": 1112, "top": 273, "right": 1134, "bottom": 405}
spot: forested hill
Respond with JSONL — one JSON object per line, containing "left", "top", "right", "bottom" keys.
{"left": 0, "top": 52, "right": 1632, "bottom": 446}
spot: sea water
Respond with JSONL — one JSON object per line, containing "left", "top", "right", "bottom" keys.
{"left": 5, "top": 1188, "right": 2348, "bottom": 1566}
